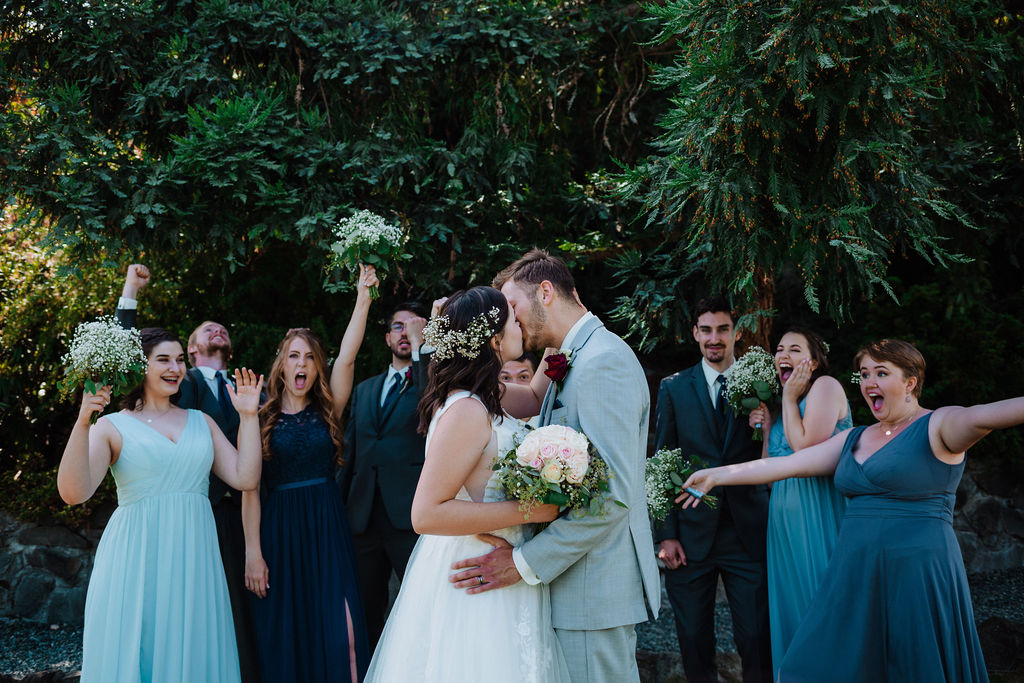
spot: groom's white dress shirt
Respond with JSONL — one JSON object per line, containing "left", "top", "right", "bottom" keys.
{"left": 512, "top": 311, "right": 595, "bottom": 585}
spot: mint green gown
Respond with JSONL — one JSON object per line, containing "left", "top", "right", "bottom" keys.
{"left": 766, "top": 398, "right": 851, "bottom": 675}
{"left": 81, "top": 410, "right": 241, "bottom": 682}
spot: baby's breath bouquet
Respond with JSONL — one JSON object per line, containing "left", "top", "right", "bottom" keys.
{"left": 59, "top": 316, "right": 147, "bottom": 421}
{"left": 646, "top": 448, "right": 718, "bottom": 523}
{"left": 493, "top": 424, "right": 625, "bottom": 521}
{"left": 324, "top": 209, "right": 411, "bottom": 298}
{"left": 724, "top": 346, "right": 781, "bottom": 441}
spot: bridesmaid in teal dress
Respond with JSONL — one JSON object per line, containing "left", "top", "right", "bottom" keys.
{"left": 57, "top": 328, "right": 264, "bottom": 682}
{"left": 747, "top": 328, "right": 851, "bottom": 676}
{"left": 677, "top": 339, "right": 1020, "bottom": 681}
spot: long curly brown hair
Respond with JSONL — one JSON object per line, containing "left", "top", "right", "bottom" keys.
{"left": 259, "top": 329, "right": 344, "bottom": 465}
{"left": 418, "top": 286, "right": 508, "bottom": 434}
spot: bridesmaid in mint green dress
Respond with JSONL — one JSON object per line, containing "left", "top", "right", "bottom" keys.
{"left": 748, "top": 328, "right": 851, "bottom": 677}
{"left": 679, "top": 339, "right": 1009, "bottom": 681}
{"left": 57, "top": 328, "right": 264, "bottom": 682}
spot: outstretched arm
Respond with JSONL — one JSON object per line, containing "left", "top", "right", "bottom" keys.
{"left": 932, "top": 397, "right": 1024, "bottom": 457}
{"left": 676, "top": 429, "right": 849, "bottom": 508}
{"left": 330, "top": 265, "right": 378, "bottom": 416}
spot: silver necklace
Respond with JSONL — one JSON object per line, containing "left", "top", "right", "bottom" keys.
{"left": 140, "top": 406, "right": 172, "bottom": 424}
{"left": 880, "top": 409, "right": 917, "bottom": 437}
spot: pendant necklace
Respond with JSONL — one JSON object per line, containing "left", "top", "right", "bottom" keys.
{"left": 881, "top": 409, "right": 917, "bottom": 437}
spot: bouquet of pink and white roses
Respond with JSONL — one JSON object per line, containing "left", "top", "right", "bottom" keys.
{"left": 493, "top": 424, "right": 625, "bottom": 520}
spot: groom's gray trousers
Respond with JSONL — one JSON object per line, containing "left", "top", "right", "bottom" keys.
{"left": 556, "top": 625, "right": 641, "bottom": 683}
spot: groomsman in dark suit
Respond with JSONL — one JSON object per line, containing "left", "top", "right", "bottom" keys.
{"left": 338, "top": 301, "right": 430, "bottom": 651}
{"left": 653, "top": 296, "right": 771, "bottom": 683}
{"left": 115, "top": 264, "right": 260, "bottom": 683}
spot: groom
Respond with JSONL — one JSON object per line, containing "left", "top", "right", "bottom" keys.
{"left": 451, "top": 248, "right": 660, "bottom": 682}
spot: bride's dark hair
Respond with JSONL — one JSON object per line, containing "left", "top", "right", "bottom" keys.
{"left": 417, "top": 286, "right": 509, "bottom": 434}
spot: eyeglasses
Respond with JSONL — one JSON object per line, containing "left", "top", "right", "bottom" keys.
{"left": 388, "top": 322, "right": 406, "bottom": 333}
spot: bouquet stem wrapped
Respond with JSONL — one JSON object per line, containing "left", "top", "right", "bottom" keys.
{"left": 59, "top": 316, "right": 147, "bottom": 423}
{"left": 493, "top": 424, "right": 625, "bottom": 521}
{"left": 723, "top": 346, "right": 780, "bottom": 441}
{"left": 646, "top": 448, "right": 718, "bottom": 522}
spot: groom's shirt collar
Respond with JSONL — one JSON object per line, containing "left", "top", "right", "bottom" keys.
{"left": 558, "top": 311, "right": 595, "bottom": 352}
{"left": 700, "top": 358, "right": 731, "bottom": 403}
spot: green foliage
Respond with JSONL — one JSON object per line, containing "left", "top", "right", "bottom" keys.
{"left": 611, "top": 0, "right": 1023, "bottom": 349}
{"left": 0, "top": 0, "right": 669, "bottom": 525}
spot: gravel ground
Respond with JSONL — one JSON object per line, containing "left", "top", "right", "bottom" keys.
{"left": 3, "top": 568, "right": 1023, "bottom": 677}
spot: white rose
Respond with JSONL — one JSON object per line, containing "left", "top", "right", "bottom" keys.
{"left": 539, "top": 460, "right": 565, "bottom": 484}
{"left": 565, "top": 452, "right": 589, "bottom": 484}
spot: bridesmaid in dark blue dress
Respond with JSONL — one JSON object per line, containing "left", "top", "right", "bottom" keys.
{"left": 677, "top": 339, "right": 1024, "bottom": 681}
{"left": 242, "top": 267, "right": 379, "bottom": 682}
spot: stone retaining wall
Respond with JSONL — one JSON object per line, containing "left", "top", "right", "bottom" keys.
{"left": 2, "top": 470, "right": 1021, "bottom": 627}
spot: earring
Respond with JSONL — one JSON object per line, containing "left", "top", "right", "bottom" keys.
{"left": 905, "top": 394, "right": 911, "bottom": 403}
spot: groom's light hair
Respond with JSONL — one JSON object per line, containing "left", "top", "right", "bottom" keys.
{"left": 493, "top": 248, "right": 576, "bottom": 300}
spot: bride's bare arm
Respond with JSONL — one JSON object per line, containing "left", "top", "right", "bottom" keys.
{"left": 411, "top": 398, "right": 558, "bottom": 535}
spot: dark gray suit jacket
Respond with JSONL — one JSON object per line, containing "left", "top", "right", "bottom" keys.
{"left": 652, "top": 363, "right": 769, "bottom": 562}
{"left": 338, "top": 355, "right": 429, "bottom": 534}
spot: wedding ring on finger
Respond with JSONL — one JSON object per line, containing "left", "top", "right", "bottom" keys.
{"left": 477, "top": 576, "right": 484, "bottom": 586}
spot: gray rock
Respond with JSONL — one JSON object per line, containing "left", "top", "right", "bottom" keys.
{"left": 15, "top": 529, "right": 87, "bottom": 551}
{"left": 43, "top": 587, "right": 85, "bottom": 627}
{"left": 1000, "top": 506, "right": 1024, "bottom": 539}
{"left": 26, "top": 551, "right": 81, "bottom": 583}
{"left": 0, "top": 550, "right": 19, "bottom": 581}
{"left": 965, "top": 498, "right": 1005, "bottom": 541}
{"left": 11, "top": 575, "right": 54, "bottom": 619}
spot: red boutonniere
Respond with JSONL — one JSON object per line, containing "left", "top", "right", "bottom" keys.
{"left": 544, "top": 350, "right": 572, "bottom": 388}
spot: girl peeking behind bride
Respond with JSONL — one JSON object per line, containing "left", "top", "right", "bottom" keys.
{"left": 364, "top": 285, "right": 571, "bottom": 682}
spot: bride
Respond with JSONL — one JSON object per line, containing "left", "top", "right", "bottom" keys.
{"left": 364, "top": 286, "right": 570, "bottom": 682}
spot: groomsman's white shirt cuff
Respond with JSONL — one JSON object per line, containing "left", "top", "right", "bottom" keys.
{"left": 412, "top": 344, "right": 434, "bottom": 361}
{"left": 117, "top": 297, "right": 138, "bottom": 309}
{"left": 512, "top": 547, "right": 541, "bottom": 585}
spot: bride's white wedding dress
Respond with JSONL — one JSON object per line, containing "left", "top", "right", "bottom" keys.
{"left": 364, "top": 391, "right": 570, "bottom": 682}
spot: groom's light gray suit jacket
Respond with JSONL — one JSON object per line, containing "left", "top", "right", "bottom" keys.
{"left": 520, "top": 316, "right": 660, "bottom": 630}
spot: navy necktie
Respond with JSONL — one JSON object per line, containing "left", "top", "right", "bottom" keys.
{"left": 216, "top": 371, "right": 233, "bottom": 417}
{"left": 381, "top": 373, "right": 403, "bottom": 413}
{"left": 715, "top": 374, "right": 727, "bottom": 427}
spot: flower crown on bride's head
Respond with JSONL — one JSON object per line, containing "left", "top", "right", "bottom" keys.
{"left": 423, "top": 307, "right": 502, "bottom": 361}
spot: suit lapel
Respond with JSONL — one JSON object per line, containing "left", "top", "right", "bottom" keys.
{"left": 687, "top": 366, "right": 722, "bottom": 447}
{"left": 369, "top": 372, "right": 388, "bottom": 427}
{"left": 540, "top": 317, "right": 603, "bottom": 426}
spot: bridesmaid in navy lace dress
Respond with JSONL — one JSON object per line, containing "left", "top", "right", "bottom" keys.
{"left": 678, "top": 339, "right": 1024, "bottom": 681}
{"left": 242, "top": 267, "right": 379, "bottom": 682}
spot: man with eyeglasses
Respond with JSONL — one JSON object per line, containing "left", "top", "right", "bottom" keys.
{"left": 338, "top": 300, "right": 430, "bottom": 652}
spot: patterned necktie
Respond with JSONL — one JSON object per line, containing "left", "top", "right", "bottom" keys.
{"left": 216, "top": 371, "right": 233, "bottom": 417}
{"left": 715, "top": 374, "right": 727, "bottom": 425}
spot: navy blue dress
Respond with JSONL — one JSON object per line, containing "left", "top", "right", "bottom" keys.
{"left": 250, "top": 406, "right": 370, "bottom": 682}
{"left": 778, "top": 414, "right": 988, "bottom": 682}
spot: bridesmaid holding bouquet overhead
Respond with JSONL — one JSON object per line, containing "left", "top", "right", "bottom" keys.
{"left": 242, "top": 266, "right": 376, "bottom": 683}
{"left": 747, "top": 327, "right": 851, "bottom": 676}
{"left": 59, "top": 328, "right": 263, "bottom": 682}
